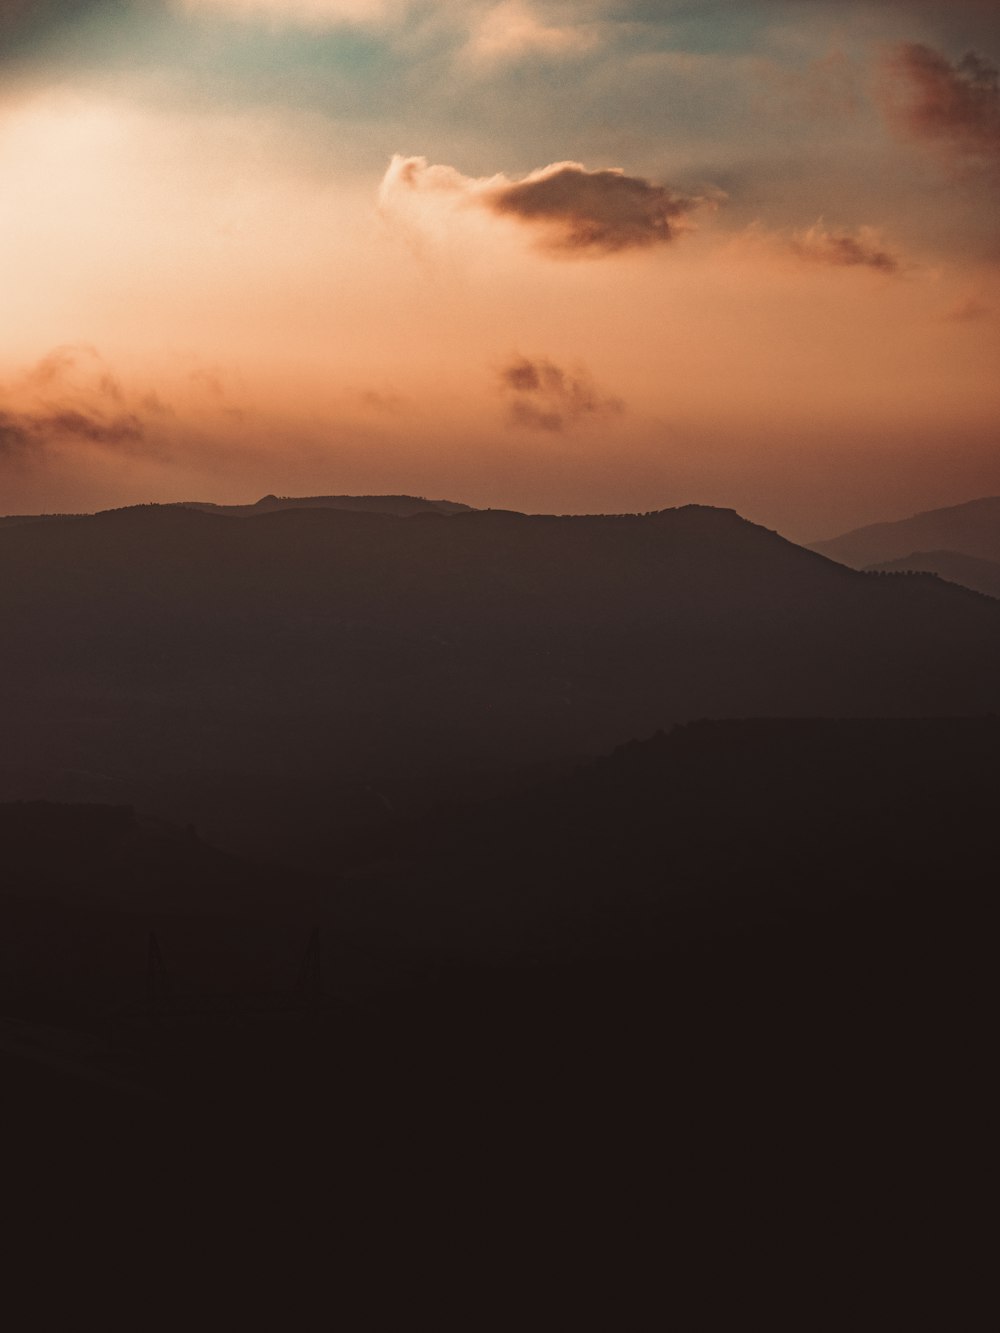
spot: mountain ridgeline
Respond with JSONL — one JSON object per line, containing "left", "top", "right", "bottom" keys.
{"left": 867, "top": 549, "right": 1000, "bottom": 600}
{"left": 2, "top": 500, "right": 1000, "bottom": 863}
{"left": 812, "top": 496, "right": 1000, "bottom": 598}
{"left": 179, "top": 492, "right": 475, "bottom": 519}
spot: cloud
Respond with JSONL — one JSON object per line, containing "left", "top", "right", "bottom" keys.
{"left": 464, "top": 1, "right": 598, "bottom": 66}
{"left": 882, "top": 43, "right": 1000, "bottom": 161}
{"left": 177, "top": 0, "right": 398, "bottom": 25}
{"left": 182, "top": 0, "right": 600, "bottom": 55}
{"left": 499, "top": 354, "right": 623, "bottom": 432}
{"left": 1, "top": 345, "right": 159, "bottom": 465}
{"left": 380, "top": 155, "right": 710, "bottom": 256}
{"left": 24, "top": 343, "right": 124, "bottom": 395}
{"left": 0, "top": 407, "right": 145, "bottom": 459}
{"left": 490, "top": 162, "right": 706, "bottom": 253}
{"left": 791, "top": 223, "right": 902, "bottom": 274}
{"left": 42, "top": 410, "right": 144, "bottom": 444}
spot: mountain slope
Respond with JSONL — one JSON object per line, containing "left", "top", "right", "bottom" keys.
{"left": 867, "top": 550, "right": 1000, "bottom": 600}
{"left": 812, "top": 496, "right": 1000, "bottom": 567}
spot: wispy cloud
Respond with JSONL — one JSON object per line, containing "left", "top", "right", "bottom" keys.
{"left": 499, "top": 354, "right": 623, "bottom": 432}
{"left": 1, "top": 345, "right": 161, "bottom": 465}
{"left": 178, "top": 0, "right": 399, "bottom": 26}
{"left": 463, "top": 1, "right": 598, "bottom": 66}
{"left": 0, "top": 406, "right": 144, "bottom": 460}
{"left": 791, "top": 223, "right": 902, "bottom": 274}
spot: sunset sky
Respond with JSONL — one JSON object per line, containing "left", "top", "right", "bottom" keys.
{"left": 1, "top": 0, "right": 998, "bottom": 539}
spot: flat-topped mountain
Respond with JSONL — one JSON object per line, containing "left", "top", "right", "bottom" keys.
{"left": 812, "top": 496, "right": 1000, "bottom": 568}
{"left": 180, "top": 493, "right": 475, "bottom": 518}
{"left": 3, "top": 501, "right": 1000, "bottom": 863}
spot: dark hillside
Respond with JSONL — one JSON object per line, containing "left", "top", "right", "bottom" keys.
{"left": 0, "top": 801, "right": 318, "bottom": 1019}
{"left": 2, "top": 503, "right": 1000, "bottom": 863}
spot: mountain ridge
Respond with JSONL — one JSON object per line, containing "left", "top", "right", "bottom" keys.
{"left": 866, "top": 549, "right": 1000, "bottom": 601}
{"left": 812, "top": 495, "right": 1000, "bottom": 567}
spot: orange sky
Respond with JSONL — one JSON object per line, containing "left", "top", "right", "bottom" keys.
{"left": 1, "top": 1, "right": 998, "bottom": 540}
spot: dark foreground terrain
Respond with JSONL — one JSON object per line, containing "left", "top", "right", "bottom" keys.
{"left": 2, "top": 718, "right": 992, "bottom": 1306}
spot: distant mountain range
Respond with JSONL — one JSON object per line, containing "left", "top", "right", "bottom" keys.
{"left": 867, "top": 550, "right": 1000, "bottom": 601}
{"left": 3, "top": 500, "right": 1000, "bottom": 864}
{"left": 812, "top": 497, "right": 1000, "bottom": 601}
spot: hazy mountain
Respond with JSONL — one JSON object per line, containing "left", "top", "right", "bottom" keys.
{"left": 866, "top": 550, "right": 1000, "bottom": 601}
{"left": 812, "top": 496, "right": 1000, "bottom": 567}
{"left": 180, "top": 493, "right": 475, "bottom": 518}
{"left": 3, "top": 501, "right": 1000, "bottom": 864}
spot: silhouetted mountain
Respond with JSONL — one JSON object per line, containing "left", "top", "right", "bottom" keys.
{"left": 867, "top": 549, "right": 1000, "bottom": 600}
{"left": 3, "top": 502, "right": 1000, "bottom": 864}
{"left": 180, "top": 493, "right": 474, "bottom": 518}
{"left": 813, "top": 495, "right": 1000, "bottom": 567}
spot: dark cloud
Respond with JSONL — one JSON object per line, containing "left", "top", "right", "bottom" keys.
{"left": 499, "top": 355, "right": 624, "bottom": 433}
{"left": 486, "top": 162, "right": 706, "bottom": 254}
{"left": 0, "top": 405, "right": 145, "bottom": 458}
{"left": 42, "top": 409, "right": 144, "bottom": 444}
{"left": 792, "top": 223, "right": 902, "bottom": 273}
{"left": 380, "top": 156, "right": 711, "bottom": 259}
{"left": 883, "top": 43, "right": 1000, "bottom": 160}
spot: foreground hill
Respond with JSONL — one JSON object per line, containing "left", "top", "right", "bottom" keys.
{"left": 3, "top": 502, "right": 1000, "bottom": 862}
{"left": 812, "top": 495, "right": 1000, "bottom": 567}
{"left": 867, "top": 549, "right": 1000, "bottom": 600}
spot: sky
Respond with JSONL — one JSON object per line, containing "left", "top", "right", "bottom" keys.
{"left": 1, "top": 0, "right": 998, "bottom": 540}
